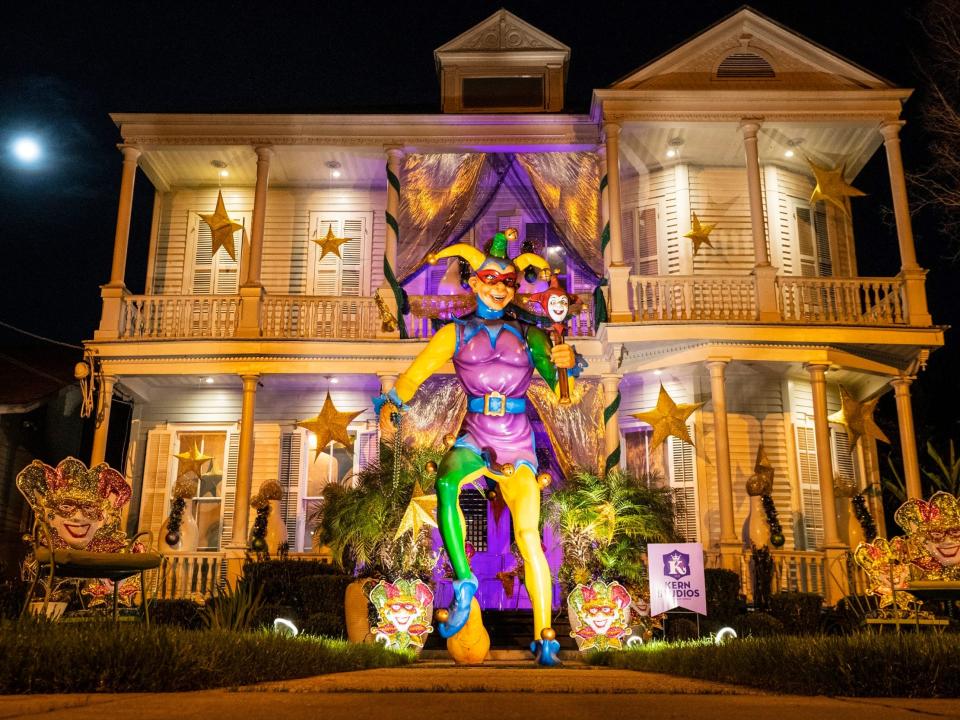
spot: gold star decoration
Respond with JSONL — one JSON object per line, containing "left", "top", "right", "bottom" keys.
{"left": 828, "top": 385, "right": 890, "bottom": 449}
{"left": 394, "top": 480, "right": 439, "bottom": 540}
{"left": 808, "top": 160, "right": 866, "bottom": 215}
{"left": 175, "top": 443, "right": 213, "bottom": 480}
{"left": 683, "top": 212, "right": 716, "bottom": 256}
{"left": 297, "top": 393, "right": 363, "bottom": 460}
{"left": 199, "top": 190, "right": 243, "bottom": 261}
{"left": 631, "top": 384, "right": 704, "bottom": 450}
{"left": 313, "top": 223, "right": 350, "bottom": 261}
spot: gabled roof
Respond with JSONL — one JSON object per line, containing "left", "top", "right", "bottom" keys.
{"left": 611, "top": 6, "right": 894, "bottom": 91}
{"left": 434, "top": 8, "right": 570, "bottom": 59}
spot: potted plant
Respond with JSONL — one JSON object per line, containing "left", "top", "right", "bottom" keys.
{"left": 312, "top": 445, "right": 441, "bottom": 652}
{"left": 541, "top": 468, "right": 679, "bottom": 651}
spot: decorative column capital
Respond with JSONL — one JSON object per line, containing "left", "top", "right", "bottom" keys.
{"left": 602, "top": 121, "right": 621, "bottom": 143}
{"left": 890, "top": 374, "right": 914, "bottom": 391}
{"left": 804, "top": 362, "right": 830, "bottom": 377}
{"left": 705, "top": 358, "right": 731, "bottom": 374}
{"left": 879, "top": 120, "right": 906, "bottom": 142}
{"left": 600, "top": 373, "right": 621, "bottom": 392}
{"left": 253, "top": 145, "right": 274, "bottom": 160}
{"left": 384, "top": 145, "right": 405, "bottom": 161}
{"left": 117, "top": 144, "right": 141, "bottom": 162}
{"left": 739, "top": 118, "right": 764, "bottom": 137}
{"left": 240, "top": 373, "right": 261, "bottom": 388}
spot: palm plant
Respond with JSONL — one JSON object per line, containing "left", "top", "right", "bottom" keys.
{"left": 312, "top": 445, "right": 441, "bottom": 581}
{"left": 883, "top": 439, "right": 960, "bottom": 503}
{"left": 541, "top": 468, "right": 679, "bottom": 592}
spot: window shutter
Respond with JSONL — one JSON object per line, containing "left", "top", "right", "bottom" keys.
{"left": 813, "top": 207, "right": 832, "bottom": 277}
{"left": 796, "top": 207, "right": 817, "bottom": 278}
{"left": 831, "top": 428, "right": 859, "bottom": 487}
{"left": 621, "top": 210, "right": 636, "bottom": 272}
{"left": 220, "top": 431, "right": 241, "bottom": 547}
{"left": 795, "top": 425, "right": 824, "bottom": 549}
{"left": 279, "top": 430, "right": 304, "bottom": 548}
{"left": 309, "top": 213, "right": 368, "bottom": 296}
{"left": 190, "top": 212, "right": 246, "bottom": 295}
{"left": 138, "top": 427, "right": 172, "bottom": 547}
{"left": 637, "top": 207, "right": 659, "bottom": 275}
{"left": 668, "top": 429, "right": 699, "bottom": 542}
{"left": 356, "top": 430, "right": 379, "bottom": 472}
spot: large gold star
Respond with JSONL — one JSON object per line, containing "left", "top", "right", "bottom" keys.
{"left": 313, "top": 223, "right": 350, "bottom": 261}
{"left": 297, "top": 393, "right": 363, "bottom": 460}
{"left": 631, "top": 384, "right": 704, "bottom": 450}
{"left": 394, "top": 480, "right": 439, "bottom": 540}
{"left": 828, "top": 385, "right": 890, "bottom": 449}
{"left": 809, "top": 160, "right": 866, "bottom": 215}
{"left": 174, "top": 443, "right": 213, "bottom": 480}
{"left": 683, "top": 212, "right": 715, "bottom": 256}
{"left": 199, "top": 190, "right": 243, "bottom": 261}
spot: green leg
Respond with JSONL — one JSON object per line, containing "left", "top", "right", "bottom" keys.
{"left": 436, "top": 447, "right": 486, "bottom": 580}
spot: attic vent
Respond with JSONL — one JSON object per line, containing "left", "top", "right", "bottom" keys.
{"left": 716, "top": 51, "right": 775, "bottom": 79}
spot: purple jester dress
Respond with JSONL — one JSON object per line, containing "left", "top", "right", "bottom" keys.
{"left": 452, "top": 317, "right": 539, "bottom": 473}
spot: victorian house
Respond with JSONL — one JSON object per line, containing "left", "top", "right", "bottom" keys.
{"left": 85, "top": 8, "right": 942, "bottom": 605}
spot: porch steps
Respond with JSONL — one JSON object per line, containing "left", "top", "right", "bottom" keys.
{"left": 424, "top": 610, "right": 577, "bottom": 651}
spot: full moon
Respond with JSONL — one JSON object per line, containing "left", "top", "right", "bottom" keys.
{"left": 11, "top": 137, "right": 41, "bottom": 163}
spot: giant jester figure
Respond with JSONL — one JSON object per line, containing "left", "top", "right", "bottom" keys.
{"left": 374, "top": 231, "right": 582, "bottom": 666}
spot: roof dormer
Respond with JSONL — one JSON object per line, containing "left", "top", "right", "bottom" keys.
{"left": 434, "top": 9, "right": 570, "bottom": 113}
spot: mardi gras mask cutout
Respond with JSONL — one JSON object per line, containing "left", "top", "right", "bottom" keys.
{"left": 368, "top": 578, "right": 435, "bottom": 651}
{"left": 853, "top": 536, "right": 916, "bottom": 611}
{"left": 895, "top": 492, "right": 960, "bottom": 569}
{"left": 567, "top": 581, "right": 633, "bottom": 651}
{"left": 17, "top": 458, "right": 131, "bottom": 551}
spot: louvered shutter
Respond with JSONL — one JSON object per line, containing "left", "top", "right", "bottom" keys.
{"left": 278, "top": 430, "right": 305, "bottom": 548}
{"left": 138, "top": 428, "right": 172, "bottom": 547}
{"left": 190, "top": 212, "right": 246, "bottom": 295}
{"left": 795, "top": 425, "right": 824, "bottom": 549}
{"left": 220, "top": 431, "right": 240, "bottom": 547}
{"left": 813, "top": 207, "right": 832, "bottom": 277}
{"left": 831, "top": 428, "right": 859, "bottom": 487}
{"left": 668, "top": 429, "right": 699, "bottom": 542}
{"left": 796, "top": 207, "right": 817, "bottom": 278}
{"left": 356, "top": 430, "right": 379, "bottom": 472}
{"left": 309, "top": 214, "right": 367, "bottom": 296}
{"left": 621, "top": 210, "right": 636, "bottom": 272}
{"left": 636, "top": 207, "right": 659, "bottom": 275}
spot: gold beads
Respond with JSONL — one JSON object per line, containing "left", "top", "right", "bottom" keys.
{"left": 427, "top": 253, "right": 439, "bottom": 265}
{"left": 425, "top": 461, "right": 438, "bottom": 475}
{"left": 435, "top": 608, "right": 450, "bottom": 623}
{"left": 536, "top": 472, "right": 552, "bottom": 489}
{"left": 540, "top": 627, "right": 557, "bottom": 641}
{"left": 443, "top": 434, "right": 457, "bottom": 449}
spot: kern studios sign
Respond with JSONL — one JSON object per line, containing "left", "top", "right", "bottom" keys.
{"left": 648, "top": 543, "right": 707, "bottom": 616}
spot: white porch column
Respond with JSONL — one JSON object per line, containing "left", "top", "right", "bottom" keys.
{"left": 384, "top": 146, "right": 404, "bottom": 280}
{"left": 603, "top": 122, "right": 631, "bottom": 322}
{"left": 90, "top": 376, "right": 116, "bottom": 467}
{"left": 238, "top": 147, "right": 272, "bottom": 337}
{"left": 740, "top": 119, "right": 778, "bottom": 321}
{"left": 97, "top": 145, "right": 141, "bottom": 340}
{"left": 601, "top": 374, "right": 622, "bottom": 472}
{"left": 707, "top": 360, "right": 739, "bottom": 570}
{"left": 880, "top": 121, "right": 931, "bottom": 326}
{"left": 598, "top": 146, "right": 611, "bottom": 267}
{"left": 807, "top": 362, "right": 849, "bottom": 604}
{"left": 891, "top": 376, "right": 923, "bottom": 500}
{"left": 232, "top": 374, "right": 259, "bottom": 547}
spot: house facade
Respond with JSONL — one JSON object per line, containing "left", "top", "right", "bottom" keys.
{"left": 85, "top": 8, "right": 942, "bottom": 605}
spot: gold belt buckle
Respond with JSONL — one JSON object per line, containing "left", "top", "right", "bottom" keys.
{"left": 483, "top": 391, "right": 506, "bottom": 417}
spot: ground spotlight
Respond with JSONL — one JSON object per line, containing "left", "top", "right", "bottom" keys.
{"left": 714, "top": 626, "right": 737, "bottom": 644}
{"left": 273, "top": 617, "right": 299, "bottom": 637}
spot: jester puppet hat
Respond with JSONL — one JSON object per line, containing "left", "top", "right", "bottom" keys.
{"left": 894, "top": 491, "right": 960, "bottom": 536}
{"left": 426, "top": 228, "right": 551, "bottom": 281}
{"left": 17, "top": 457, "right": 132, "bottom": 516}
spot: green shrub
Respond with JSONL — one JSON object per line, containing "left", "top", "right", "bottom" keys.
{"left": 254, "top": 603, "right": 299, "bottom": 629}
{"left": 300, "top": 574, "right": 352, "bottom": 617}
{"left": 769, "top": 591, "right": 823, "bottom": 635}
{"left": 704, "top": 568, "right": 742, "bottom": 622}
{"left": 242, "top": 559, "right": 341, "bottom": 606}
{"left": 0, "top": 581, "right": 26, "bottom": 620}
{"left": 147, "top": 599, "right": 204, "bottom": 630}
{"left": 302, "top": 612, "right": 346, "bottom": 638}
{"left": 733, "top": 611, "right": 784, "bottom": 637}
{"left": 202, "top": 579, "right": 264, "bottom": 632}
{"left": 0, "top": 619, "right": 411, "bottom": 693}
{"left": 664, "top": 617, "right": 699, "bottom": 641}
{"left": 587, "top": 633, "right": 960, "bottom": 697}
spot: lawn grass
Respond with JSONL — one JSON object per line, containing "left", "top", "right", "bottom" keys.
{"left": 586, "top": 633, "right": 960, "bottom": 697}
{"left": 0, "top": 619, "right": 412, "bottom": 693}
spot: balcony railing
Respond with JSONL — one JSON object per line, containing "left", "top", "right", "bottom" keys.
{"left": 120, "top": 295, "right": 240, "bottom": 339}
{"left": 777, "top": 276, "right": 906, "bottom": 325}
{"left": 262, "top": 295, "right": 380, "bottom": 339}
{"left": 629, "top": 275, "right": 757, "bottom": 321}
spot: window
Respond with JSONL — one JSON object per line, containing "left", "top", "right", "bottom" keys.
{"left": 461, "top": 76, "right": 545, "bottom": 110}
{"left": 622, "top": 206, "right": 659, "bottom": 276}
{"left": 795, "top": 425, "right": 823, "bottom": 550}
{"left": 168, "top": 430, "right": 237, "bottom": 551}
{"left": 188, "top": 210, "right": 250, "bottom": 294}
{"left": 307, "top": 212, "right": 372, "bottom": 296}
{"left": 461, "top": 487, "right": 489, "bottom": 552}
{"left": 794, "top": 203, "right": 832, "bottom": 277}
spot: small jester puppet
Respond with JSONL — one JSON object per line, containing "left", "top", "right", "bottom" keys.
{"left": 374, "top": 230, "right": 585, "bottom": 666}
{"left": 852, "top": 536, "right": 920, "bottom": 615}
{"left": 528, "top": 274, "right": 578, "bottom": 404}
{"left": 567, "top": 581, "right": 633, "bottom": 651}
{"left": 894, "top": 491, "right": 960, "bottom": 580}
{"left": 16, "top": 457, "right": 145, "bottom": 606}
{"left": 368, "top": 578, "right": 435, "bottom": 651}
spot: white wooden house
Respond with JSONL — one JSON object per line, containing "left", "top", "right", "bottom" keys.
{"left": 86, "top": 8, "right": 942, "bottom": 604}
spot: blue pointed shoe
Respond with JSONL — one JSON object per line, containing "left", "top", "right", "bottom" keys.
{"left": 530, "top": 634, "right": 562, "bottom": 667}
{"left": 438, "top": 573, "right": 478, "bottom": 638}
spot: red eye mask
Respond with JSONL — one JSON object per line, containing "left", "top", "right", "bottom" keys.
{"left": 475, "top": 269, "right": 519, "bottom": 288}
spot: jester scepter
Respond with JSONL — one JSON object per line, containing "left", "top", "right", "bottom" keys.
{"left": 374, "top": 231, "right": 584, "bottom": 666}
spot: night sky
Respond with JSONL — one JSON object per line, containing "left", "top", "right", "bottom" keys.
{"left": 0, "top": 0, "right": 955, "bottom": 443}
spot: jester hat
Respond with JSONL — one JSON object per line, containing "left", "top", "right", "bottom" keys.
{"left": 894, "top": 492, "right": 960, "bottom": 536}
{"left": 368, "top": 578, "right": 434, "bottom": 611}
{"left": 17, "top": 457, "right": 132, "bottom": 515}
{"left": 427, "top": 228, "right": 551, "bottom": 278}
{"left": 569, "top": 580, "right": 631, "bottom": 612}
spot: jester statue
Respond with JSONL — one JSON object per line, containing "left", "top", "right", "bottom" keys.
{"left": 374, "top": 230, "right": 583, "bottom": 666}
